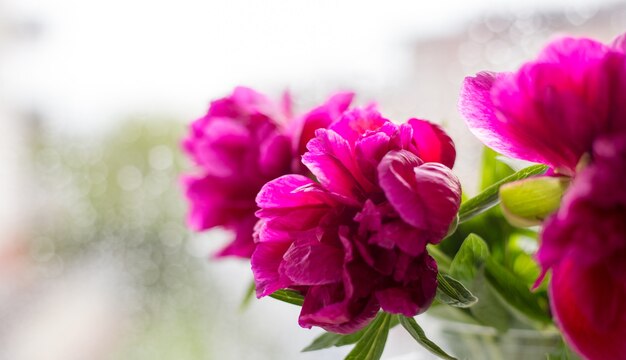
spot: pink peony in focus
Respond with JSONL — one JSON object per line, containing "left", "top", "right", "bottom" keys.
{"left": 252, "top": 107, "right": 461, "bottom": 333}
{"left": 182, "top": 87, "right": 353, "bottom": 257}
{"left": 460, "top": 32, "right": 626, "bottom": 359}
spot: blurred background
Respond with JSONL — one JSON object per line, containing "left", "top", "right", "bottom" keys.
{"left": 0, "top": 0, "right": 623, "bottom": 359}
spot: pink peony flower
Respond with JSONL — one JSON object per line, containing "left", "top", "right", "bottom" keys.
{"left": 182, "top": 87, "right": 353, "bottom": 257}
{"left": 539, "top": 135, "right": 626, "bottom": 360}
{"left": 460, "top": 32, "right": 626, "bottom": 359}
{"left": 460, "top": 34, "right": 626, "bottom": 176}
{"left": 252, "top": 107, "right": 461, "bottom": 333}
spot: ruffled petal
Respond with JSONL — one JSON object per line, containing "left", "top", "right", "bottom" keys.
{"left": 302, "top": 129, "right": 372, "bottom": 200}
{"left": 281, "top": 241, "right": 344, "bottom": 285}
{"left": 550, "top": 256, "right": 626, "bottom": 360}
{"left": 377, "top": 254, "right": 438, "bottom": 317}
{"left": 256, "top": 175, "right": 329, "bottom": 210}
{"left": 329, "top": 106, "right": 388, "bottom": 147}
{"left": 298, "top": 285, "right": 379, "bottom": 334}
{"left": 407, "top": 118, "right": 456, "bottom": 168}
{"left": 355, "top": 130, "right": 394, "bottom": 181}
{"left": 378, "top": 150, "right": 461, "bottom": 240}
{"left": 252, "top": 241, "right": 293, "bottom": 297}
{"left": 292, "top": 92, "right": 354, "bottom": 157}
{"left": 256, "top": 175, "right": 335, "bottom": 235}
{"left": 374, "top": 221, "right": 427, "bottom": 257}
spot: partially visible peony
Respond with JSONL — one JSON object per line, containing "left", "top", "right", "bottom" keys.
{"left": 538, "top": 135, "right": 626, "bottom": 360}
{"left": 252, "top": 107, "right": 461, "bottom": 333}
{"left": 182, "top": 87, "right": 353, "bottom": 257}
{"left": 460, "top": 34, "right": 626, "bottom": 176}
{"left": 460, "top": 32, "right": 626, "bottom": 360}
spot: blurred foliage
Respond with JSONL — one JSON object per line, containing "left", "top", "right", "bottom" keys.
{"left": 29, "top": 118, "right": 214, "bottom": 359}
{"left": 432, "top": 148, "right": 550, "bottom": 331}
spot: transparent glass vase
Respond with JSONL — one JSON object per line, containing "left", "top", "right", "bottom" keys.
{"left": 438, "top": 320, "right": 563, "bottom": 360}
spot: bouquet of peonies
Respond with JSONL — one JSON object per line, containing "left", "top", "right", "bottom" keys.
{"left": 181, "top": 31, "right": 626, "bottom": 360}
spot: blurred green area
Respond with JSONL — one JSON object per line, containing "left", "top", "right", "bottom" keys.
{"left": 29, "top": 118, "right": 215, "bottom": 359}
{"left": 432, "top": 147, "right": 550, "bottom": 332}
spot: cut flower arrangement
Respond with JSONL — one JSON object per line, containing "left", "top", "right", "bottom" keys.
{"left": 181, "top": 31, "right": 626, "bottom": 360}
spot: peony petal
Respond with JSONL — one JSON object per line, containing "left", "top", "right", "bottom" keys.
{"left": 378, "top": 150, "right": 461, "bottom": 240}
{"left": 355, "top": 130, "right": 393, "bottom": 181}
{"left": 376, "top": 288, "right": 420, "bottom": 317}
{"left": 492, "top": 61, "right": 605, "bottom": 172}
{"left": 458, "top": 71, "right": 557, "bottom": 168}
{"left": 411, "top": 163, "right": 462, "bottom": 240}
{"left": 302, "top": 129, "right": 372, "bottom": 200}
{"left": 408, "top": 118, "right": 456, "bottom": 168}
{"left": 299, "top": 284, "right": 379, "bottom": 334}
{"left": 377, "top": 150, "right": 425, "bottom": 226}
{"left": 256, "top": 175, "right": 336, "bottom": 235}
{"left": 252, "top": 241, "right": 293, "bottom": 297}
{"left": 611, "top": 32, "right": 626, "bottom": 53}
{"left": 550, "top": 256, "right": 626, "bottom": 360}
{"left": 258, "top": 133, "right": 292, "bottom": 177}
{"left": 256, "top": 175, "right": 328, "bottom": 210}
{"left": 360, "top": 202, "right": 428, "bottom": 256}
{"left": 377, "top": 254, "right": 438, "bottom": 317}
{"left": 184, "top": 117, "right": 251, "bottom": 175}
{"left": 228, "top": 86, "right": 288, "bottom": 123}
{"left": 292, "top": 92, "right": 354, "bottom": 157}
{"left": 182, "top": 174, "right": 257, "bottom": 231}
{"left": 329, "top": 106, "right": 388, "bottom": 147}
{"left": 281, "top": 241, "right": 344, "bottom": 285}
{"left": 375, "top": 221, "right": 427, "bottom": 257}
{"left": 354, "top": 200, "right": 382, "bottom": 234}
{"left": 215, "top": 215, "right": 258, "bottom": 258}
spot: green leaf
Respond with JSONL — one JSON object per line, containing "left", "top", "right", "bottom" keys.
{"left": 399, "top": 316, "right": 457, "bottom": 360}
{"left": 468, "top": 271, "right": 512, "bottom": 332}
{"left": 303, "top": 316, "right": 399, "bottom": 352}
{"left": 447, "top": 234, "right": 512, "bottom": 331}
{"left": 499, "top": 176, "right": 570, "bottom": 227}
{"left": 435, "top": 273, "right": 478, "bottom": 308}
{"left": 449, "top": 234, "right": 490, "bottom": 283}
{"left": 303, "top": 331, "right": 364, "bottom": 352}
{"left": 269, "top": 289, "right": 304, "bottom": 306}
{"left": 484, "top": 258, "right": 551, "bottom": 324}
{"left": 480, "top": 147, "right": 515, "bottom": 190}
{"left": 345, "top": 312, "right": 391, "bottom": 360}
{"left": 458, "top": 164, "right": 548, "bottom": 223}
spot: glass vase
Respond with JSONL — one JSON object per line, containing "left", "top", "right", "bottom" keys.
{"left": 437, "top": 320, "right": 563, "bottom": 360}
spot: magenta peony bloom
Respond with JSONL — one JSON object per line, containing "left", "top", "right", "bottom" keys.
{"left": 182, "top": 87, "right": 353, "bottom": 257}
{"left": 252, "top": 107, "right": 461, "bottom": 333}
{"left": 538, "top": 136, "right": 626, "bottom": 360}
{"left": 460, "top": 34, "right": 626, "bottom": 175}
{"left": 460, "top": 32, "right": 626, "bottom": 359}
